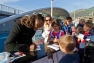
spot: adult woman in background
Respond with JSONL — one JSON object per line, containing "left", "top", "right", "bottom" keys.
{"left": 77, "top": 19, "right": 85, "bottom": 28}
{"left": 42, "top": 14, "right": 53, "bottom": 38}
{"left": 4, "top": 14, "right": 44, "bottom": 52}
{"left": 42, "top": 15, "right": 54, "bottom": 63}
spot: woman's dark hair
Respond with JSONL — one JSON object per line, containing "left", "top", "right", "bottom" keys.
{"left": 51, "top": 19, "right": 61, "bottom": 29}
{"left": 21, "top": 14, "right": 44, "bottom": 28}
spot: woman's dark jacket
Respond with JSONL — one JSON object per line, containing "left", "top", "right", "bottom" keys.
{"left": 4, "top": 22, "right": 36, "bottom": 52}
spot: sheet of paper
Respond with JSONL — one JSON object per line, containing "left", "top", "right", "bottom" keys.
{"left": 77, "top": 34, "right": 84, "bottom": 39}
{"left": 47, "top": 44, "right": 59, "bottom": 51}
{"left": 35, "top": 45, "right": 41, "bottom": 51}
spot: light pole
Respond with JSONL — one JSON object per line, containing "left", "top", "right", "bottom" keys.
{"left": 51, "top": 0, "right": 54, "bottom": 17}
{"left": 74, "top": 4, "right": 77, "bottom": 21}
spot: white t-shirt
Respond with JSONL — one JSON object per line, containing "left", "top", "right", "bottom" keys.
{"left": 42, "top": 25, "right": 52, "bottom": 43}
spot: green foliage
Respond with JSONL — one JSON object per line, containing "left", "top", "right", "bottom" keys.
{"left": 70, "top": 6, "right": 94, "bottom": 19}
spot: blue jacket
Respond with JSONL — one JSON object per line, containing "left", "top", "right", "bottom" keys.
{"left": 62, "top": 24, "right": 74, "bottom": 35}
{"left": 59, "top": 52, "right": 79, "bottom": 63}
{"left": 84, "top": 32, "right": 94, "bottom": 42}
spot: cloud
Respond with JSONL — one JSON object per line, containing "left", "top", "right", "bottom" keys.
{"left": 0, "top": 0, "right": 20, "bottom": 4}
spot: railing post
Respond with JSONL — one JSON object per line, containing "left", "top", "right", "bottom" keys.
{"left": 0, "top": 4, "right": 2, "bottom": 10}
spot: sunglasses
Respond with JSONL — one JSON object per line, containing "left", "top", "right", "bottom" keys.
{"left": 46, "top": 19, "right": 51, "bottom": 21}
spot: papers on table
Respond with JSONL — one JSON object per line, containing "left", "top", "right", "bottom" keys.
{"left": 47, "top": 44, "right": 59, "bottom": 51}
{"left": 0, "top": 52, "right": 10, "bottom": 61}
{"left": 35, "top": 45, "right": 41, "bottom": 51}
{"left": 9, "top": 52, "right": 26, "bottom": 62}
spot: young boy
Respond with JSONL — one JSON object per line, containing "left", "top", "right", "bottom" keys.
{"left": 59, "top": 35, "right": 80, "bottom": 63}
{"left": 82, "top": 22, "right": 94, "bottom": 63}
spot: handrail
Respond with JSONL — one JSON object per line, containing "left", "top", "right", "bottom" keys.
{"left": 0, "top": 4, "right": 24, "bottom": 14}
{"left": 0, "top": 7, "right": 45, "bottom": 24}
{"left": 0, "top": 7, "right": 68, "bottom": 24}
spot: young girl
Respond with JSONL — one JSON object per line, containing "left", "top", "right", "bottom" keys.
{"left": 48, "top": 20, "right": 65, "bottom": 44}
{"left": 75, "top": 26, "right": 84, "bottom": 63}
{"left": 75, "top": 26, "right": 84, "bottom": 48}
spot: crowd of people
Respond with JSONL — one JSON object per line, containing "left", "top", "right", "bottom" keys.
{"left": 4, "top": 13, "right": 94, "bottom": 63}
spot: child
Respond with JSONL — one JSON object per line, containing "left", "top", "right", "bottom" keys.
{"left": 75, "top": 26, "right": 84, "bottom": 63}
{"left": 48, "top": 20, "right": 65, "bottom": 44}
{"left": 75, "top": 26, "right": 84, "bottom": 48}
{"left": 77, "top": 22, "right": 94, "bottom": 63}
{"left": 83, "top": 22, "right": 94, "bottom": 62}
{"left": 59, "top": 35, "right": 80, "bottom": 63}
{"left": 62, "top": 17, "right": 75, "bottom": 36}
{"left": 45, "top": 20, "right": 65, "bottom": 63}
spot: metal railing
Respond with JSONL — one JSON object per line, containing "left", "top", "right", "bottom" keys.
{"left": 0, "top": 4, "right": 24, "bottom": 14}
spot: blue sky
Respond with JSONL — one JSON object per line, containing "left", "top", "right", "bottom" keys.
{"left": 0, "top": 0, "right": 94, "bottom": 12}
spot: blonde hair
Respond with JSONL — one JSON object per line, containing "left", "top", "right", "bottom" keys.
{"left": 21, "top": 14, "right": 44, "bottom": 28}
{"left": 59, "top": 35, "right": 76, "bottom": 52}
{"left": 43, "top": 15, "right": 52, "bottom": 31}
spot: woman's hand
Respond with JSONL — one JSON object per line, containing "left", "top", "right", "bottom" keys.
{"left": 30, "top": 43, "right": 37, "bottom": 51}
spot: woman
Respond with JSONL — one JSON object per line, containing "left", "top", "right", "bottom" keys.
{"left": 42, "top": 15, "right": 53, "bottom": 41}
{"left": 43, "top": 15, "right": 52, "bottom": 31}
{"left": 41, "top": 15, "right": 54, "bottom": 63}
{"left": 77, "top": 19, "right": 85, "bottom": 28}
{"left": 4, "top": 14, "right": 44, "bottom": 52}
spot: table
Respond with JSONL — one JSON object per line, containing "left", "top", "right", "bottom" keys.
{"left": 11, "top": 44, "right": 46, "bottom": 63}
{"left": 10, "top": 44, "right": 64, "bottom": 63}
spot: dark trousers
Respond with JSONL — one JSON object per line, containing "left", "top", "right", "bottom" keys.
{"left": 79, "top": 48, "right": 84, "bottom": 63}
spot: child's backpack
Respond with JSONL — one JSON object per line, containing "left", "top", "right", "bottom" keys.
{"left": 84, "top": 38, "right": 94, "bottom": 63}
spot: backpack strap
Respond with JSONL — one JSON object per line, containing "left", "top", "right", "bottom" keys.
{"left": 58, "top": 30, "right": 63, "bottom": 38}
{"left": 50, "top": 29, "right": 54, "bottom": 38}
{"left": 50, "top": 30, "right": 64, "bottom": 39}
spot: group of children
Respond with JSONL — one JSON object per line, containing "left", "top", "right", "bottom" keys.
{"left": 42, "top": 15, "right": 94, "bottom": 63}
